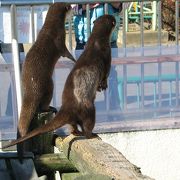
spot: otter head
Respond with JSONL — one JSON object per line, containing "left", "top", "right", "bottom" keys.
{"left": 46, "top": 2, "right": 72, "bottom": 20}
{"left": 93, "top": 15, "right": 116, "bottom": 37}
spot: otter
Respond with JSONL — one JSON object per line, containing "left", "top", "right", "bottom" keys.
{"left": 18, "top": 2, "right": 75, "bottom": 138}
{"left": 3, "top": 15, "right": 116, "bottom": 148}
{"left": 16, "top": 3, "right": 75, "bottom": 162}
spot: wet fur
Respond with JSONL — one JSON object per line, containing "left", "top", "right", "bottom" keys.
{"left": 3, "top": 15, "right": 116, "bottom": 148}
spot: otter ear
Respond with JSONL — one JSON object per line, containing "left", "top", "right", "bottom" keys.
{"left": 66, "top": 5, "right": 71, "bottom": 11}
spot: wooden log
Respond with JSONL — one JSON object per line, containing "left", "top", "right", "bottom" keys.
{"left": 61, "top": 173, "right": 113, "bottom": 180}
{"left": 61, "top": 173, "right": 80, "bottom": 180}
{"left": 55, "top": 135, "right": 154, "bottom": 180}
{"left": 24, "top": 111, "right": 55, "bottom": 155}
{"left": 34, "top": 153, "right": 77, "bottom": 173}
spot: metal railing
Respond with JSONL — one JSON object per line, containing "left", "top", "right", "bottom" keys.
{"left": 1, "top": 0, "right": 180, "bottom": 139}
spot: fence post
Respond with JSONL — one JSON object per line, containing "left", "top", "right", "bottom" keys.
{"left": 152, "top": 1, "right": 157, "bottom": 31}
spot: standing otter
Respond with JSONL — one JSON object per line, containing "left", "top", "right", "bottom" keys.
{"left": 18, "top": 2, "right": 75, "bottom": 138}
{"left": 3, "top": 15, "right": 116, "bottom": 148}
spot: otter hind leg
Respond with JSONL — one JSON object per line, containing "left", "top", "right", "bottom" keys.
{"left": 70, "top": 123, "right": 83, "bottom": 136}
{"left": 81, "top": 106, "right": 96, "bottom": 139}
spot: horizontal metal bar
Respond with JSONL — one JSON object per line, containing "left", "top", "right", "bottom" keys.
{"left": 1, "top": 0, "right": 52, "bottom": 5}
{"left": 0, "top": 64, "right": 14, "bottom": 71}
{"left": 97, "top": 106, "right": 180, "bottom": 116}
{"left": 0, "top": 0, "right": 157, "bottom": 6}
{"left": 128, "top": 11, "right": 154, "bottom": 15}
{"left": 112, "top": 58, "right": 180, "bottom": 66}
{"left": 1, "top": 54, "right": 180, "bottom": 68}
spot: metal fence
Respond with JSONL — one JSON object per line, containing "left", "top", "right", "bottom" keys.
{"left": 0, "top": 0, "right": 180, "bottom": 139}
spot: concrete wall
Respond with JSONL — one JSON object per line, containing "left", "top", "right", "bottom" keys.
{"left": 99, "top": 129, "right": 180, "bottom": 180}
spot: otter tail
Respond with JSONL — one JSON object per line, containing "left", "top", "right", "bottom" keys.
{"left": 17, "top": 97, "right": 41, "bottom": 163}
{"left": 3, "top": 109, "right": 69, "bottom": 149}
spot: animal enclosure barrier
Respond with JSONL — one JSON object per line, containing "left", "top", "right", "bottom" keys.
{"left": 0, "top": 0, "right": 180, "bottom": 140}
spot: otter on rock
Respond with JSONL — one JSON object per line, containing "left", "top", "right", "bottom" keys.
{"left": 3, "top": 15, "right": 116, "bottom": 148}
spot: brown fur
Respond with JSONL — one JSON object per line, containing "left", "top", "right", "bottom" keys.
{"left": 18, "top": 2, "right": 75, "bottom": 138}
{"left": 3, "top": 15, "right": 116, "bottom": 148}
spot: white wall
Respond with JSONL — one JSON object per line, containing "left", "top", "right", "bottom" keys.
{"left": 99, "top": 129, "right": 180, "bottom": 180}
